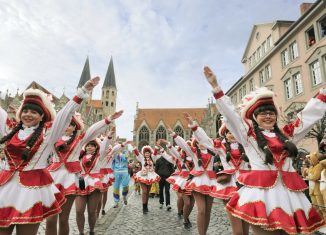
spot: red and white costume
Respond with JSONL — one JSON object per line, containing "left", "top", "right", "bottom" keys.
{"left": 0, "top": 88, "right": 87, "bottom": 227}
{"left": 77, "top": 137, "right": 113, "bottom": 195}
{"left": 48, "top": 116, "right": 113, "bottom": 196}
{"left": 133, "top": 146, "right": 160, "bottom": 185}
{"left": 213, "top": 86, "right": 326, "bottom": 234}
{"left": 100, "top": 151, "right": 114, "bottom": 191}
{"left": 99, "top": 143, "right": 124, "bottom": 192}
{"left": 173, "top": 135, "right": 235, "bottom": 199}
{"left": 191, "top": 124, "right": 250, "bottom": 199}
{"left": 162, "top": 142, "right": 194, "bottom": 195}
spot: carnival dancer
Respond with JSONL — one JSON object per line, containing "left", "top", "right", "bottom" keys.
{"left": 203, "top": 66, "right": 326, "bottom": 234}
{"left": 46, "top": 113, "right": 122, "bottom": 235}
{"left": 183, "top": 113, "right": 250, "bottom": 235}
{"left": 170, "top": 128, "right": 235, "bottom": 235}
{"left": 0, "top": 77, "right": 99, "bottom": 235}
{"left": 133, "top": 145, "right": 160, "bottom": 214}
{"left": 158, "top": 139, "right": 195, "bottom": 230}
{"left": 75, "top": 122, "right": 123, "bottom": 235}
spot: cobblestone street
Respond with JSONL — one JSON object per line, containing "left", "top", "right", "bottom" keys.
{"left": 25, "top": 182, "right": 323, "bottom": 235}
{"left": 99, "top": 186, "right": 233, "bottom": 235}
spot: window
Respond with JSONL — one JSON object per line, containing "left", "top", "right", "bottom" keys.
{"left": 105, "top": 101, "right": 108, "bottom": 107}
{"left": 262, "top": 41, "right": 267, "bottom": 54}
{"left": 257, "top": 47, "right": 262, "bottom": 60}
{"left": 289, "top": 41, "right": 299, "bottom": 60}
{"left": 112, "top": 91, "right": 115, "bottom": 96}
{"left": 174, "top": 126, "right": 184, "bottom": 138}
{"left": 318, "top": 15, "right": 326, "bottom": 39}
{"left": 232, "top": 94, "right": 237, "bottom": 104}
{"left": 259, "top": 69, "right": 265, "bottom": 85}
{"left": 310, "top": 60, "right": 322, "bottom": 86}
{"left": 216, "top": 115, "right": 223, "bottom": 137}
{"left": 111, "top": 102, "right": 114, "bottom": 107}
{"left": 239, "top": 88, "right": 243, "bottom": 100}
{"left": 284, "top": 78, "right": 293, "bottom": 99}
{"left": 293, "top": 73, "right": 303, "bottom": 95}
{"left": 306, "top": 27, "right": 316, "bottom": 48}
{"left": 267, "top": 35, "right": 273, "bottom": 49}
{"left": 106, "top": 91, "right": 109, "bottom": 98}
{"left": 156, "top": 126, "right": 167, "bottom": 141}
{"left": 265, "top": 64, "right": 272, "bottom": 81}
{"left": 281, "top": 49, "right": 289, "bottom": 67}
{"left": 242, "top": 84, "right": 247, "bottom": 96}
{"left": 139, "top": 126, "right": 150, "bottom": 149}
{"left": 249, "top": 79, "right": 254, "bottom": 91}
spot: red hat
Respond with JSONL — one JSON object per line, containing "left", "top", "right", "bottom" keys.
{"left": 238, "top": 87, "right": 279, "bottom": 120}
{"left": 16, "top": 88, "right": 56, "bottom": 122}
{"left": 71, "top": 112, "right": 84, "bottom": 131}
{"left": 141, "top": 145, "right": 153, "bottom": 155}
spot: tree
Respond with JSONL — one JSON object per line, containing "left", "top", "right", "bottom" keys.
{"left": 306, "top": 112, "right": 326, "bottom": 145}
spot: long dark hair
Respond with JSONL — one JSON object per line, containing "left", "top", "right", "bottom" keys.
{"left": 0, "top": 104, "right": 46, "bottom": 161}
{"left": 252, "top": 105, "right": 298, "bottom": 165}
{"left": 79, "top": 141, "right": 98, "bottom": 160}
{"left": 56, "top": 126, "right": 78, "bottom": 152}
{"left": 223, "top": 134, "right": 248, "bottom": 163}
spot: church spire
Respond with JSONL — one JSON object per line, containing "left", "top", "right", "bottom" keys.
{"left": 77, "top": 56, "right": 91, "bottom": 89}
{"left": 103, "top": 57, "right": 116, "bottom": 88}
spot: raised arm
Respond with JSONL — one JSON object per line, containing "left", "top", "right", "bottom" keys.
{"left": 0, "top": 107, "right": 8, "bottom": 137}
{"left": 46, "top": 77, "right": 100, "bottom": 145}
{"left": 203, "top": 66, "right": 249, "bottom": 145}
{"left": 284, "top": 88, "right": 326, "bottom": 144}
{"left": 167, "top": 127, "right": 197, "bottom": 162}
{"left": 183, "top": 112, "right": 217, "bottom": 153}
{"left": 99, "top": 129, "right": 116, "bottom": 159}
{"left": 80, "top": 110, "right": 123, "bottom": 146}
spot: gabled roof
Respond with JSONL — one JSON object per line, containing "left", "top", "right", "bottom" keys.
{"left": 103, "top": 57, "right": 116, "bottom": 88}
{"left": 134, "top": 108, "right": 207, "bottom": 130}
{"left": 241, "top": 21, "right": 294, "bottom": 62}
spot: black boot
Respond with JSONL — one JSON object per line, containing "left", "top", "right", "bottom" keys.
{"left": 143, "top": 203, "right": 148, "bottom": 214}
{"left": 184, "top": 218, "right": 192, "bottom": 230}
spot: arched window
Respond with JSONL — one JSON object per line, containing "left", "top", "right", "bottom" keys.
{"left": 138, "top": 126, "right": 149, "bottom": 150}
{"left": 156, "top": 126, "right": 167, "bottom": 141}
{"left": 174, "top": 126, "right": 184, "bottom": 138}
{"left": 216, "top": 114, "right": 222, "bottom": 137}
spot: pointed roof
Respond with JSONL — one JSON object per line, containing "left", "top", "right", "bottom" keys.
{"left": 103, "top": 57, "right": 116, "bottom": 88}
{"left": 77, "top": 56, "right": 91, "bottom": 88}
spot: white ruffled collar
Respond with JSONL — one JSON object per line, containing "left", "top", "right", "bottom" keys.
{"left": 17, "top": 124, "right": 39, "bottom": 140}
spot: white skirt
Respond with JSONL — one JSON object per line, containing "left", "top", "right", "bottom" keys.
{"left": 0, "top": 172, "right": 65, "bottom": 227}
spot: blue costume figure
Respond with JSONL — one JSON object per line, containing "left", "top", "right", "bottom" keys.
{"left": 112, "top": 151, "right": 130, "bottom": 207}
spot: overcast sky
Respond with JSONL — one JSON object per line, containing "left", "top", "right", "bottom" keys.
{"left": 0, "top": 0, "right": 314, "bottom": 139}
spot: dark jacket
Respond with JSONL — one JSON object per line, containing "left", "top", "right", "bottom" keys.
{"left": 155, "top": 157, "right": 174, "bottom": 179}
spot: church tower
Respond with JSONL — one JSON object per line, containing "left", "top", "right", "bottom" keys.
{"left": 77, "top": 56, "right": 92, "bottom": 102}
{"left": 102, "top": 57, "right": 117, "bottom": 117}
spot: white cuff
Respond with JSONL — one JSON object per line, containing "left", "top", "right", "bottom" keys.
{"left": 212, "top": 86, "right": 222, "bottom": 94}
{"left": 77, "top": 88, "right": 89, "bottom": 99}
{"left": 320, "top": 87, "right": 326, "bottom": 96}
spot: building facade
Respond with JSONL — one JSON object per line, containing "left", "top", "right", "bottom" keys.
{"left": 132, "top": 102, "right": 223, "bottom": 150}
{"left": 226, "top": 1, "right": 326, "bottom": 151}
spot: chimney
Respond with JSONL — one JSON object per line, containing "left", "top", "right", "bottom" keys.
{"left": 300, "top": 3, "right": 313, "bottom": 15}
